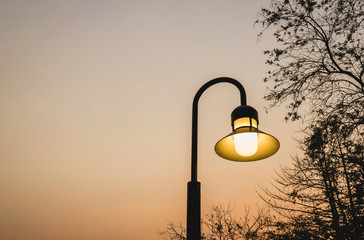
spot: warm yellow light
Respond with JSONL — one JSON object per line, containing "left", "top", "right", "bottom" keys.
{"left": 215, "top": 127, "right": 279, "bottom": 162}
{"left": 233, "top": 132, "right": 258, "bottom": 156}
{"left": 233, "top": 117, "right": 257, "bottom": 129}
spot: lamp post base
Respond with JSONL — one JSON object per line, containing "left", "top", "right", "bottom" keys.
{"left": 187, "top": 181, "right": 201, "bottom": 240}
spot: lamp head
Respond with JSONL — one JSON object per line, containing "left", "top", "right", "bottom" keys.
{"left": 215, "top": 105, "right": 279, "bottom": 162}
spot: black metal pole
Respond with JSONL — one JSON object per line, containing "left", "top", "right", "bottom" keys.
{"left": 187, "top": 77, "right": 246, "bottom": 240}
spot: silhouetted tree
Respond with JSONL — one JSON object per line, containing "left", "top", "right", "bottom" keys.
{"left": 256, "top": 0, "right": 364, "bottom": 239}
{"left": 159, "top": 204, "right": 271, "bottom": 240}
{"left": 260, "top": 116, "right": 364, "bottom": 239}
{"left": 262, "top": 214, "right": 330, "bottom": 240}
{"left": 256, "top": 0, "right": 364, "bottom": 126}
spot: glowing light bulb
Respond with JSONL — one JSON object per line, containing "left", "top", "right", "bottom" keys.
{"left": 234, "top": 133, "right": 258, "bottom": 156}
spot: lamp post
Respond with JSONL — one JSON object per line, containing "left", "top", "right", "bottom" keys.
{"left": 187, "top": 77, "right": 280, "bottom": 240}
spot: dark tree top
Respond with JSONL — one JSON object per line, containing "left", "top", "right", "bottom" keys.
{"left": 256, "top": 0, "right": 364, "bottom": 128}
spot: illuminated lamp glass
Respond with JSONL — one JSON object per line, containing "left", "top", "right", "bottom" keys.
{"left": 215, "top": 105, "right": 279, "bottom": 162}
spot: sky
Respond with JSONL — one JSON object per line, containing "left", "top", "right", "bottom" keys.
{"left": 0, "top": 1, "right": 301, "bottom": 239}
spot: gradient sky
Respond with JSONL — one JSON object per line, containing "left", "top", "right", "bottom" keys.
{"left": 0, "top": 1, "right": 302, "bottom": 239}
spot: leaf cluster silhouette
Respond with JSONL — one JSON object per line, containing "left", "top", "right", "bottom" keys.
{"left": 257, "top": 0, "right": 363, "bottom": 239}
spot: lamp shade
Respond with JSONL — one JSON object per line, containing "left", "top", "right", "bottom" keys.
{"left": 215, "top": 105, "right": 279, "bottom": 162}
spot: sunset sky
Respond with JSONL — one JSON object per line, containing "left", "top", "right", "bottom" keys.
{"left": 0, "top": 1, "right": 302, "bottom": 239}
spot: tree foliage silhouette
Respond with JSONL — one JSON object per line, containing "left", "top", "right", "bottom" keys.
{"left": 159, "top": 204, "right": 271, "bottom": 240}
{"left": 260, "top": 117, "right": 363, "bottom": 239}
{"left": 256, "top": 0, "right": 364, "bottom": 239}
{"left": 257, "top": 0, "right": 364, "bottom": 126}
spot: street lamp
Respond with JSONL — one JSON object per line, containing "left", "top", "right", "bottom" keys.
{"left": 187, "top": 77, "right": 279, "bottom": 240}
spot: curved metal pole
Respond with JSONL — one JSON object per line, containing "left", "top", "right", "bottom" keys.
{"left": 187, "top": 77, "right": 246, "bottom": 240}
{"left": 191, "top": 77, "right": 246, "bottom": 182}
